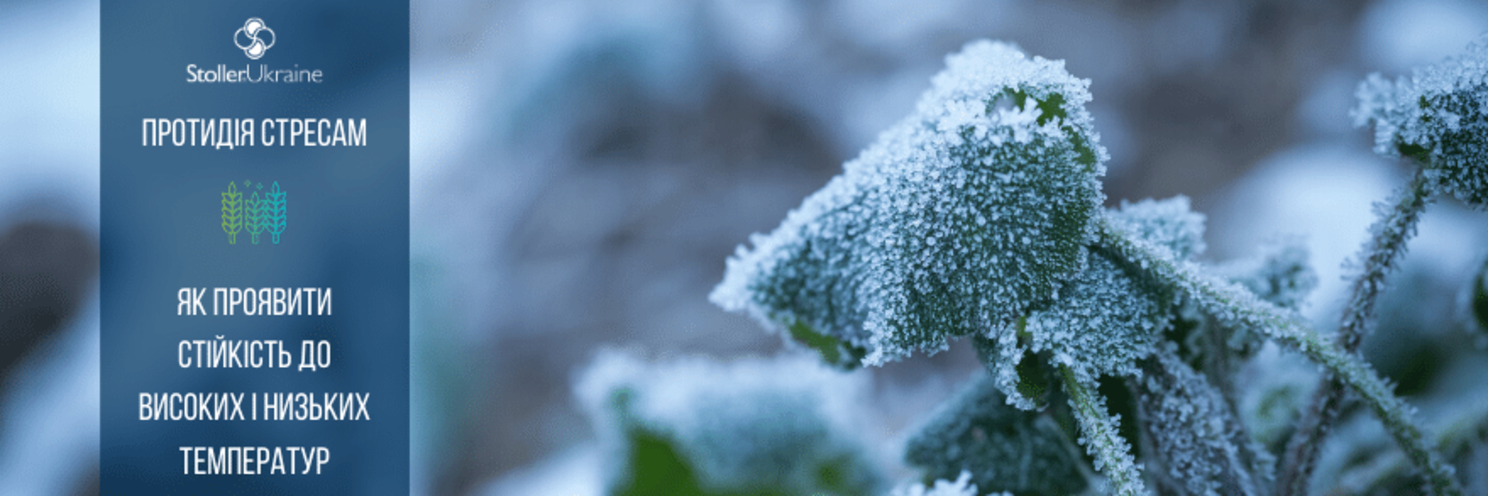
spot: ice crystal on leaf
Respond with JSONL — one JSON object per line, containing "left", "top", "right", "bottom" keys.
{"left": 1135, "top": 346, "right": 1269, "bottom": 496}
{"left": 904, "top": 374, "right": 1089, "bottom": 495}
{"left": 1060, "top": 365, "right": 1147, "bottom": 496}
{"left": 1095, "top": 217, "right": 1463, "bottom": 495}
{"left": 711, "top": 40, "right": 1107, "bottom": 367}
{"left": 1022, "top": 251, "right": 1167, "bottom": 382}
{"left": 685, "top": 32, "right": 1470, "bottom": 496}
{"left": 1104, "top": 196, "right": 1206, "bottom": 261}
{"left": 972, "top": 325, "right": 1047, "bottom": 411}
{"left": 1200, "top": 239, "right": 1318, "bottom": 357}
{"left": 989, "top": 197, "right": 1198, "bottom": 392}
{"left": 576, "top": 350, "right": 881, "bottom": 495}
{"left": 1219, "top": 238, "right": 1317, "bottom": 311}
{"left": 1354, "top": 35, "right": 1488, "bottom": 208}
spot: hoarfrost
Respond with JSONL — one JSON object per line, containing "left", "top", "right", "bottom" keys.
{"left": 1354, "top": 35, "right": 1488, "bottom": 208}
{"left": 1105, "top": 196, "right": 1207, "bottom": 261}
{"left": 1135, "top": 346, "right": 1268, "bottom": 496}
{"left": 711, "top": 40, "right": 1107, "bottom": 366}
{"left": 1006, "top": 197, "right": 1201, "bottom": 386}
{"left": 1022, "top": 251, "right": 1167, "bottom": 382}
{"left": 1062, "top": 367, "right": 1147, "bottom": 496}
{"left": 972, "top": 328, "right": 1044, "bottom": 411}
{"left": 904, "top": 374, "right": 1089, "bottom": 495}
{"left": 1218, "top": 237, "right": 1318, "bottom": 311}
{"left": 1095, "top": 216, "right": 1463, "bottom": 495}
{"left": 1206, "top": 238, "right": 1318, "bottom": 356}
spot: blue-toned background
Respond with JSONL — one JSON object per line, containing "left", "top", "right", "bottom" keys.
{"left": 100, "top": 1, "right": 408, "bottom": 493}
{"left": 2, "top": 0, "right": 1488, "bottom": 494}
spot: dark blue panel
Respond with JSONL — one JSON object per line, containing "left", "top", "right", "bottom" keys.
{"left": 102, "top": 1, "right": 409, "bottom": 493}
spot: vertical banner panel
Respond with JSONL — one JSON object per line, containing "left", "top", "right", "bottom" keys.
{"left": 101, "top": 1, "right": 409, "bottom": 493}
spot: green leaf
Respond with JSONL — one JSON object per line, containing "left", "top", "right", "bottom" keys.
{"left": 787, "top": 321, "right": 867, "bottom": 370}
{"left": 904, "top": 374, "right": 1089, "bottom": 495}
{"left": 712, "top": 40, "right": 1107, "bottom": 366}
{"left": 1059, "top": 365, "right": 1147, "bottom": 496}
{"left": 1134, "top": 347, "right": 1268, "bottom": 495}
{"left": 1355, "top": 38, "right": 1488, "bottom": 207}
{"left": 613, "top": 390, "right": 707, "bottom": 496}
{"left": 1020, "top": 250, "right": 1169, "bottom": 382}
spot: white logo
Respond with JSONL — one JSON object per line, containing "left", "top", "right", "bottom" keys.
{"left": 233, "top": 18, "right": 275, "bottom": 60}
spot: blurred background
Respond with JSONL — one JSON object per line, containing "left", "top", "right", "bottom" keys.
{"left": 2, "top": 0, "right": 1487, "bottom": 494}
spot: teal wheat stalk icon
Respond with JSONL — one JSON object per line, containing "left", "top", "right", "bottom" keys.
{"left": 221, "top": 182, "right": 242, "bottom": 244}
{"left": 265, "top": 182, "right": 286, "bottom": 244}
{"left": 246, "top": 190, "right": 266, "bottom": 245}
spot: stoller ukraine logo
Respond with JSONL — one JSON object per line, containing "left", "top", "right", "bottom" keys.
{"left": 234, "top": 18, "right": 275, "bottom": 60}
{"left": 186, "top": 17, "right": 321, "bottom": 84}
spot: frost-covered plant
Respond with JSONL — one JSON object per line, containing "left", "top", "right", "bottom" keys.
{"left": 1131, "top": 344, "right": 1271, "bottom": 496}
{"left": 576, "top": 350, "right": 882, "bottom": 495}
{"left": 904, "top": 373, "right": 1091, "bottom": 494}
{"left": 711, "top": 40, "right": 1106, "bottom": 368}
{"left": 1354, "top": 37, "right": 1488, "bottom": 208}
{"left": 705, "top": 37, "right": 1488, "bottom": 496}
{"left": 1275, "top": 36, "right": 1488, "bottom": 495}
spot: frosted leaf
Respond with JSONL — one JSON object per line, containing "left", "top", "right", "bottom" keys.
{"left": 785, "top": 320, "right": 868, "bottom": 370}
{"left": 1105, "top": 196, "right": 1206, "bottom": 261}
{"left": 890, "top": 471, "right": 1011, "bottom": 496}
{"left": 1011, "top": 197, "right": 1203, "bottom": 382}
{"left": 1059, "top": 367, "right": 1147, "bottom": 496}
{"left": 711, "top": 40, "right": 1107, "bottom": 366}
{"left": 1196, "top": 238, "right": 1319, "bottom": 358}
{"left": 1217, "top": 237, "right": 1317, "bottom": 311}
{"left": 972, "top": 328, "right": 1046, "bottom": 411}
{"left": 1021, "top": 251, "right": 1170, "bottom": 382}
{"left": 1354, "top": 35, "right": 1488, "bottom": 208}
{"left": 1134, "top": 346, "right": 1268, "bottom": 496}
{"left": 904, "top": 374, "right": 1089, "bottom": 495}
{"left": 576, "top": 350, "right": 881, "bottom": 495}
{"left": 972, "top": 198, "right": 1197, "bottom": 402}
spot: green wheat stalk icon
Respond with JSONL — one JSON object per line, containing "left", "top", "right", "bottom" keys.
{"left": 246, "top": 190, "right": 266, "bottom": 245}
{"left": 265, "top": 182, "right": 286, "bottom": 244}
{"left": 222, "top": 182, "right": 242, "bottom": 244}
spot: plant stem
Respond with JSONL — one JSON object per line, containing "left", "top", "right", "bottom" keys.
{"left": 1339, "top": 168, "right": 1433, "bottom": 351}
{"left": 1095, "top": 215, "right": 1462, "bottom": 496}
{"left": 1278, "top": 168, "right": 1434, "bottom": 495}
{"left": 1059, "top": 365, "right": 1148, "bottom": 496}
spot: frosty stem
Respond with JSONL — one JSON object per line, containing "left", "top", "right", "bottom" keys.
{"left": 1279, "top": 167, "right": 1434, "bottom": 495}
{"left": 1058, "top": 365, "right": 1148, "bottom": 496}
{"left": 1095, "top": 214, "right": 1462, "bottom": 496}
